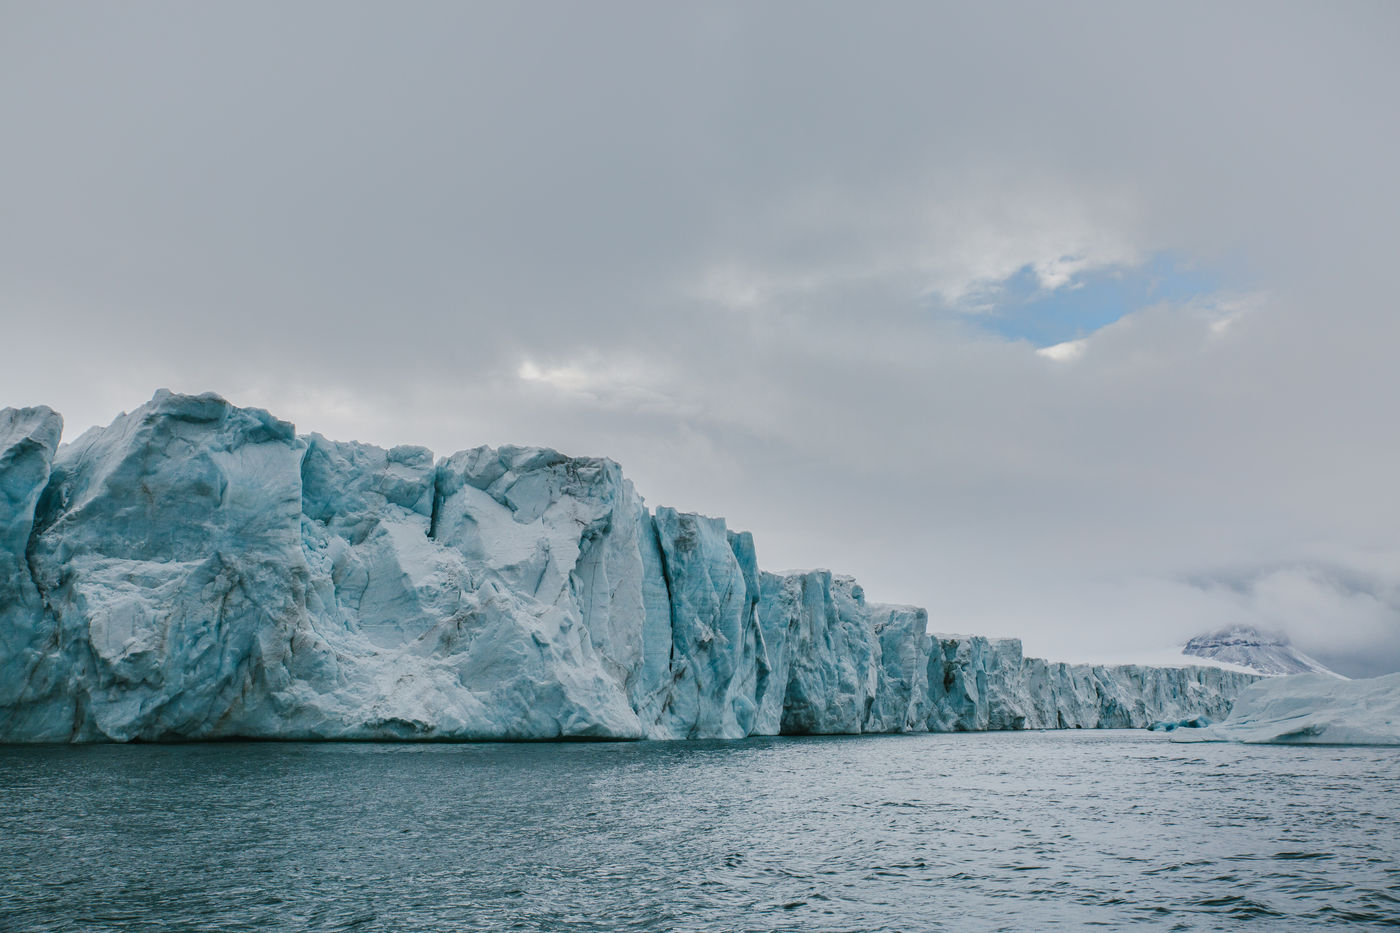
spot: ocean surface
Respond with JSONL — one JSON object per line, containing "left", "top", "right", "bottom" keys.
{"left": 1, "top": 731, "right": 1396, "bottom": 931}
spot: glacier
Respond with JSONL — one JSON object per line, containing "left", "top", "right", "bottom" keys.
{"left": 1171, "top": 672, "right": 1400, "bottom": 745}
{"left": 0, "top": 391, "right": 1257, "bottom": 742}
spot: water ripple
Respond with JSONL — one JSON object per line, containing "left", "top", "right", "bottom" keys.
{"left": 0, "top": 731, "right": 1396, "bottom": 931}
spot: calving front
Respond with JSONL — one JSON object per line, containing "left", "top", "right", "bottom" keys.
{"left": 0, "top": 391, "right": 1256, "bottom": 742}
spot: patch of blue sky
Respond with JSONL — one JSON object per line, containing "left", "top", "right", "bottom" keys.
{"left": 965, "top": 252, "right": 1221, "bottom": 347}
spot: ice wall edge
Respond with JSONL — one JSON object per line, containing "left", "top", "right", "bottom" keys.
{"left": 0, "top": 391, "right": 1258, "bottom": 742}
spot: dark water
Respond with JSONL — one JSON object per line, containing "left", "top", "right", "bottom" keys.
{"left": 1, "top": 732, "right": 1396, "bottom": 932}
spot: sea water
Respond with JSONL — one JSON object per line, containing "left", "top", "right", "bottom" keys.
{"left": 1, "top": 731, "right": 1395, "bottom": 931}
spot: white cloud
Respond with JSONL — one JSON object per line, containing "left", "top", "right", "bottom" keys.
{"left": 517, "top": 360, "right": 595, "bottom": 393}
{"left": 517, "top": 356, "right": 700, "bottom": 418}
{"left": 914, "top": 179, "right": 1146, "bottom": 307}
{"left": 1036, "top": 338, "right": 1087, "bottom": 362}
{"left": 690, "top": 171, "right": 1148, "bottom": 316}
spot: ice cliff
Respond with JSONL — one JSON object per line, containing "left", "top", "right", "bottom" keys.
{"left": 0, "top": 391, "right": 1256, "bottom": 742}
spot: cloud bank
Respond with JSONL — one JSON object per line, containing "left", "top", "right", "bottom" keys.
{"left": 3, "top": 1, "right": 1398, "bottom": 673}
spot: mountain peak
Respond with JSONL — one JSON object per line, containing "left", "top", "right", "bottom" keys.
{"left": 1183, "top": 626, "right": 1341, "bottom": 678}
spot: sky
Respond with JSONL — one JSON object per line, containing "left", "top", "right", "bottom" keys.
{"left": 3, "top": 2, "right": 1399, "bottom": 675}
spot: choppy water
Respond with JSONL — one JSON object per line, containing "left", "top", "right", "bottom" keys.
{"left": 1, "top": 731, "right": 1396, "bottom": 932}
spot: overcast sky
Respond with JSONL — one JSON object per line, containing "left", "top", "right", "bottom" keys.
{"left": 3, "top": 2, "right": 1398, "bottom": 675}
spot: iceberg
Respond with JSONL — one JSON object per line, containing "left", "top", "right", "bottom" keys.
{"left": 0, "top": 391, "right": 1258, "bottom": 742}
{"left": 1171, "top": 672, "right": 1400, "bottom": 745}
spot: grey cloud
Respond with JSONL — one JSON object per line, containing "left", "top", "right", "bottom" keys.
{"left": 2, "top": 1, "right": 1398, "bottom": 674}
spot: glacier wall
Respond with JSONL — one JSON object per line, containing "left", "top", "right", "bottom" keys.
{"left": 0, "top": 392, "right": 1256, "bottom": 742}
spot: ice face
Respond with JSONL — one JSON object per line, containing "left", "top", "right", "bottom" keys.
{"left": 1172, "top": 672, "right": 1400, "bottom": 745}
{"left": 6, "top": 394, "right": 643, "bottom": 741}
{"left": 15, "top": 392, "right": 312, "bottom": 741}
{"left": 756, "top": 571, "right": 879, "bottom": 735}
{"left": 0, "top": 391, "right": 1259, "bottom": 742}
{"left": 637, "top": 510, "right": 767, "bottom": 739}
{"left": 0, "top": 406, "right": 63, "bottom": 737}
{"left": 866, "top": 604, "right": 934, "bottom": 734}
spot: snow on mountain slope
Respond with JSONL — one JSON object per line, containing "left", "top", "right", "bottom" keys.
{"left": 1182, "top": 626, "right": 1341, "bottom": 677}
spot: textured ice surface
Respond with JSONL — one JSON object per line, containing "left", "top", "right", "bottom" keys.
{"left": 757, "top": 571, "right": 879, "bottom": 735}
{"left": 0, "top": 391, "right": 1257, "bottom": 742}
{"left": 923, "top": 636, "right": 1250, "bottom": 731}
{"left": 0, "top": 406, "right": 64, "bottom": 737}
{"left": 1173, "top": 672, "right": 1400, "bottom": 745}
{"left": 636, "top": 509, "right": 766, "bottom": 739}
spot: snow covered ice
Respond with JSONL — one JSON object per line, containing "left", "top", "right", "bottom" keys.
{"left": 1172, "top": 672, "right": 1400, "bottom": 745}
{"left": 0, "top": 391, "right": 1257, "bottom": 742}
